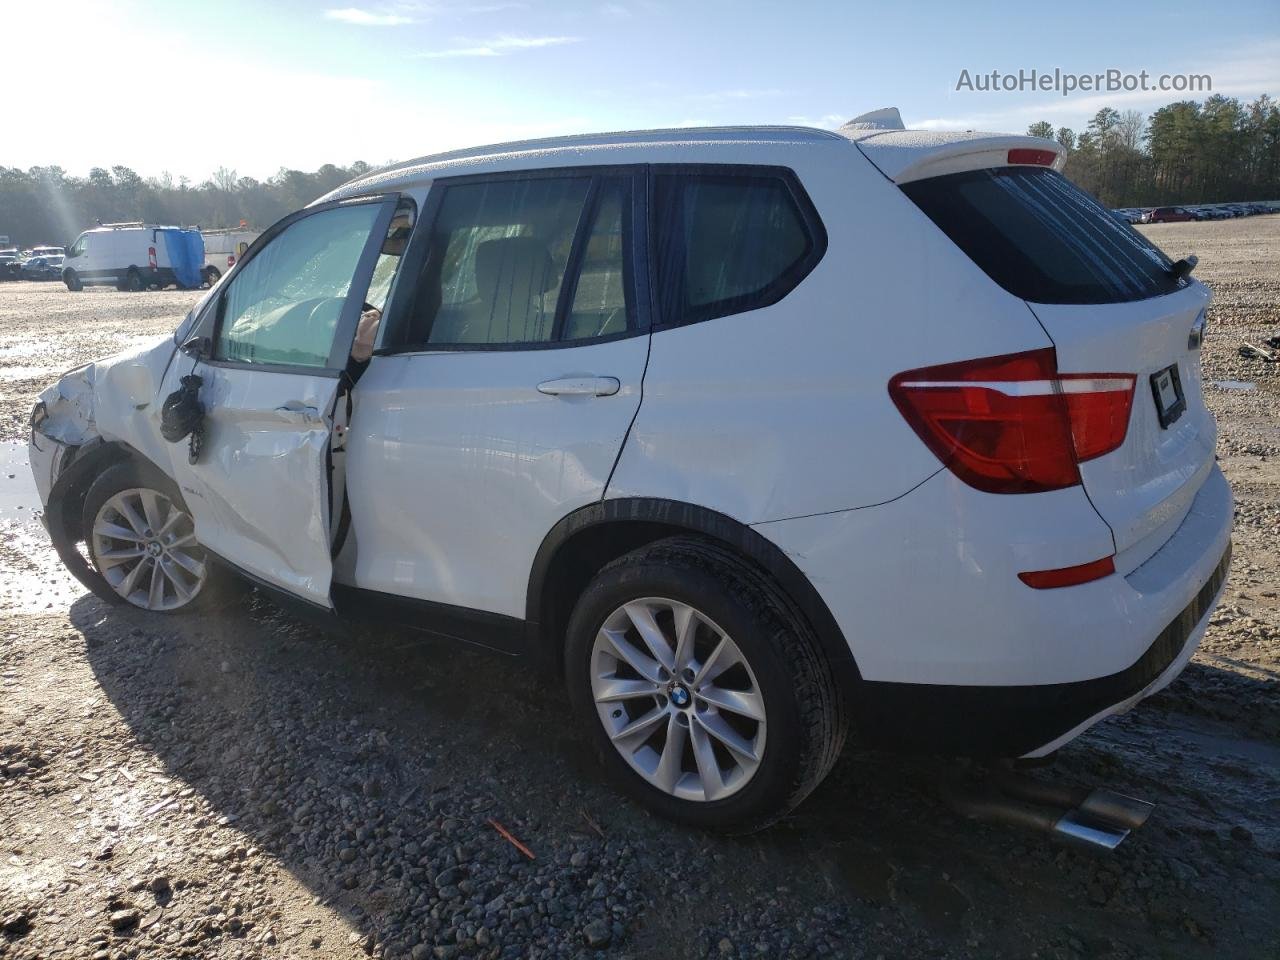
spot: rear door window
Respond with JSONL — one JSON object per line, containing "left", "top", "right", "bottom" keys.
{"left": 388, "top": 172, "right": 639, "bottom": 349}
{"left": 902, "top": 167, "right": 1185, "bottom": 304}
{"left": 652, "top": 169, "right": 824, "bottom": 326}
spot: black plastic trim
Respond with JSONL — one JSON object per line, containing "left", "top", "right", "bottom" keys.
{"left": 524, "top": 497, "right": 859, "bottom": 681}
{"left": 332, "top": 584, "right": 524, "bottom": 655}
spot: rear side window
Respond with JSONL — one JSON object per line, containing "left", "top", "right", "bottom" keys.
{"left": 902, "top": 167, "right": 1185, "bottom": 305}
{"left": 652, "top": 169, "right": 823, "bottom": 326}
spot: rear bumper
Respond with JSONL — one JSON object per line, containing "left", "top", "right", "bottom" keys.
{"left": 756, "top": 462, "right": 1234, "bottom": 755}
{"left": 853, "top": 541, "right": 1229, "bottom": 756}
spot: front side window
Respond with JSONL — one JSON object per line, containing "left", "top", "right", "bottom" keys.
{"left": 67, "top": 235, "right": 86, "bottom": 258}
{"left": 652, "top": 170, "right": 820, "bottom": 326}
{"left": 215, "top": 203, "right": 383, "bottom": 367}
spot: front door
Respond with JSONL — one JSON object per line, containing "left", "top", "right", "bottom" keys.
{"left": 160, "top": 196, "right": 400, "bottom": 608}
{"left": 342, "top": 169, "right": 650, "bottom": 620}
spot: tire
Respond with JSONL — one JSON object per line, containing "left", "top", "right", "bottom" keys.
{"left": 120, "top": 268, "right": 143, "bottom": 292}
{"left": 63, "top": 269, "right": 83, "bottom": 291}
{"left": 202, "top": 266, "right": 221, "bottom": 288}
{"left": 565, "top": 536, "right": 846, "bottom": 833}
{"left": 81, "top": 460, "right": 236, "bottom": 614}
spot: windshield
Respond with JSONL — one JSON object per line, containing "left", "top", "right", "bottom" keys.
{"left": 902, "top": 167, "right": 1186, "bottom": 305}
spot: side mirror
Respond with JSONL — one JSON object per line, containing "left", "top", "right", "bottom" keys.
{"left": 181, "top": 335, "right": 211, "bottom": 360}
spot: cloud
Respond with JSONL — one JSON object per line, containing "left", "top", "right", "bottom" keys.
{"left": 417, "top": 35, "right": 581, "bottom": 58}
{"left": 324, "top": 7, "right": 413, "bottom": 26}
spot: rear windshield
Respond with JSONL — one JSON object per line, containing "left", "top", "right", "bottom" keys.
{"left": 902, "top": 167, "right": 1186, "bottom": 304}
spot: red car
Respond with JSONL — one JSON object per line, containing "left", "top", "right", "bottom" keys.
{"left": 1141, "top": 206, "right": 1198, "bottom": 223}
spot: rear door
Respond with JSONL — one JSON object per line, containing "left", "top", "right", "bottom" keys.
{"left": 342, "top": 168, "right": 650, "bottom": 618}
{"left": 902, "top": 166, "right": 1215, "bottom": 563}
{"left": 161, "top": 195, "right": 399, "bottom": 607}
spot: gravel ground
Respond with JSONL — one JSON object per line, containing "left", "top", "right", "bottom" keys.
{"left": 1, "top": 217, "right": 1279, "bottom": 960}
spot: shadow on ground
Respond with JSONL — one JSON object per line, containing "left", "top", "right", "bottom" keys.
{"left": 70, "top": 589, "right": 1280, "bottom": 959}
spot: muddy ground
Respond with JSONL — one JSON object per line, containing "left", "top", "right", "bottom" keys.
{"left": 1, "top": 217, "right": 1278, "bottom": 960}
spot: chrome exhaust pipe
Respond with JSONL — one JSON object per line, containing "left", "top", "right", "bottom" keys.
{"left": 993, "top": 763, "right": 1155, "bottom": 832}
{"left": 942, "top": 786, "right": 1131, "bottom": 852}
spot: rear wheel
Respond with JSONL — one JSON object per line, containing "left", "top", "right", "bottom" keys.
{"left": 82, "top": 461, "right": 233, "bottom": 613}
{"left": 202, "top": 266, "right": 221, "bottom": 288}
{"left": 565, "top": 537, "right": 846, "bottom": 833}
{"left": 119, "top": 268, "right": 142, "bottom": 292}
{"left": 64, "top": 269, "right": 83, "bottom": 292}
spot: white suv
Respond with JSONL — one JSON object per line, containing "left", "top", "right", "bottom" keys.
{"left": 29, "top": 113, "right": 1233, "bottom": 832}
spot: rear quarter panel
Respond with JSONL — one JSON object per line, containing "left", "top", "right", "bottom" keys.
{"left": 607, "top": 144, "right": 1056, "bottom": 523}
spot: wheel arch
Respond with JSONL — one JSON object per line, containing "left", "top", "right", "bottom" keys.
{"left": 525, "top": 498, "right": 860, "bottom": 684}
{"left": 44, "top": 439, "right": 174, "bottom": 602}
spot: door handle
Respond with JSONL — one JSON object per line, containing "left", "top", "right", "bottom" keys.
{"left": 536, "top": 376, "right": 621, "bottom": 397}
{"left": 275, "top": 402, "right": 321, "bottom": 423}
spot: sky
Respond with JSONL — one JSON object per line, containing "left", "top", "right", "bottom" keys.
{"left": 3, "top": 0, "right": 1278, "bottom": 182}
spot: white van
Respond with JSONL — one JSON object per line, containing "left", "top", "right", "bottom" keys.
{"left": 62, "top": 223, "right": 210, "bottom": 292}
{"left": 200, "top": 228, "right": 260, "bottom": 284}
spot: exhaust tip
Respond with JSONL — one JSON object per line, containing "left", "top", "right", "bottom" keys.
{"left": 1053, "top": 811, "right": 1129, "bottom": 852}
{"left": 1078, "top": 788, "right": 1155, "bottom": 831}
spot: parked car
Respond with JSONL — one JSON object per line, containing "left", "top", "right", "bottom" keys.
{"left": 29, "top": 116, "right": 1232, "bottom": 834}
{"left": 62, "top": 223, "right": 209, "bottom": 292}
{"left": 0, "top": 248, "right": 19, "bottom": 280}
{"left": 1141, "top": 206, "right": 1198, "bottom": 223}
{"left": 1112, "top": 208, "right": 1143, "bottom": 224}
{"left": 20, "top": 255, "right": 64, "bottom": 280}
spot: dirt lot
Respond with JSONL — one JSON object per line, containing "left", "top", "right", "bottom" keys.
{"left": 1, "top": 217, "right": 1278, "bottom": 960}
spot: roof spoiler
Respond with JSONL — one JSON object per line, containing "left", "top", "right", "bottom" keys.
{"left": 837, "top": 108, "right": 1066, "bottom": 184}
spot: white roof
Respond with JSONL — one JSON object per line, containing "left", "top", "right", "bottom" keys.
{"left": 323, "top": 112, "right": 1065, "bottom": 201}
{"left": 322, "top": 126, "right": 847, "bottom": 201}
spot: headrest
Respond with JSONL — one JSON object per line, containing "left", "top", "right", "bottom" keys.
{"left": 475, "top": 236, "right": 555, "bottom": 300}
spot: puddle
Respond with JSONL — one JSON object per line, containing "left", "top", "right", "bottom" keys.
{"left": 0, "top": 440, "right": 41, "bottom": 523}
{"left": 1212, "top": 380, "right": 1257, "bottom": 391}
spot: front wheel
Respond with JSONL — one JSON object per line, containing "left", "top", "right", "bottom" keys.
{"left": 565, "top": 537, "right": 846, "bottom": 833}
{"left": 82, "top": 461, "right": 233, "bottom": 613}
{"left": 202, "top": 266, "right": 221, "bottom": 288}
{"left": 64, "top": 269, "right": 83, "bottom": 292}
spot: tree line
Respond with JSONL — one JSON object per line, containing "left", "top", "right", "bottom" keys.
{"left": 0, "top": 162, "right": 373, "bottom": 248}
{"left": 1027, "top": 93, "right": 1280, "bottom": 208}
{"left": 3, "top": 93, "right": 1279, "bottom": 247}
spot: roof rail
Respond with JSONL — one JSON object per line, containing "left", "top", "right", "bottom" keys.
{"left": 99, "top": 221, "right": 147, "bottom": 229}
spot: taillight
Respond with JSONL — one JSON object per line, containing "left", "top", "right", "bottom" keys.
{"left": 227, "top": 255, "right": 235, "bottom": 268}
{"left": 1008, "top": 147, "right": 1057, "bottom": 166}
{"left": 147, "top": 246, "right": 158, "bottom": 270}
{"left": 889, "top": 348, "right": 1136, "bottom": 494}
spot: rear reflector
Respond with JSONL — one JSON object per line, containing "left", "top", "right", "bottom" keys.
{"left": 147, "top": 246, "right": 158, "bottom": 270}
{"left": 1018, "top": 556, "right": 1115, "bottom": 589}
{"left": 889, "top": 348, "right": 1136, "bottom": 494}
{"left": 1008, "top": 148, "right": 1057, "bottom": 166}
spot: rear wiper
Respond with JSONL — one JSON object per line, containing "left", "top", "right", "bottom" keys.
{"left": 1169, "top": 254, "right": 1198, "bottom": 280}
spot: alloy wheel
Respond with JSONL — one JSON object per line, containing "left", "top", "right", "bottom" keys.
{"left": 590, "top": 597, "right": 767, "bottom": 802}
{"left": 89, "top": 487, "right": 207, "bottom": 611}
